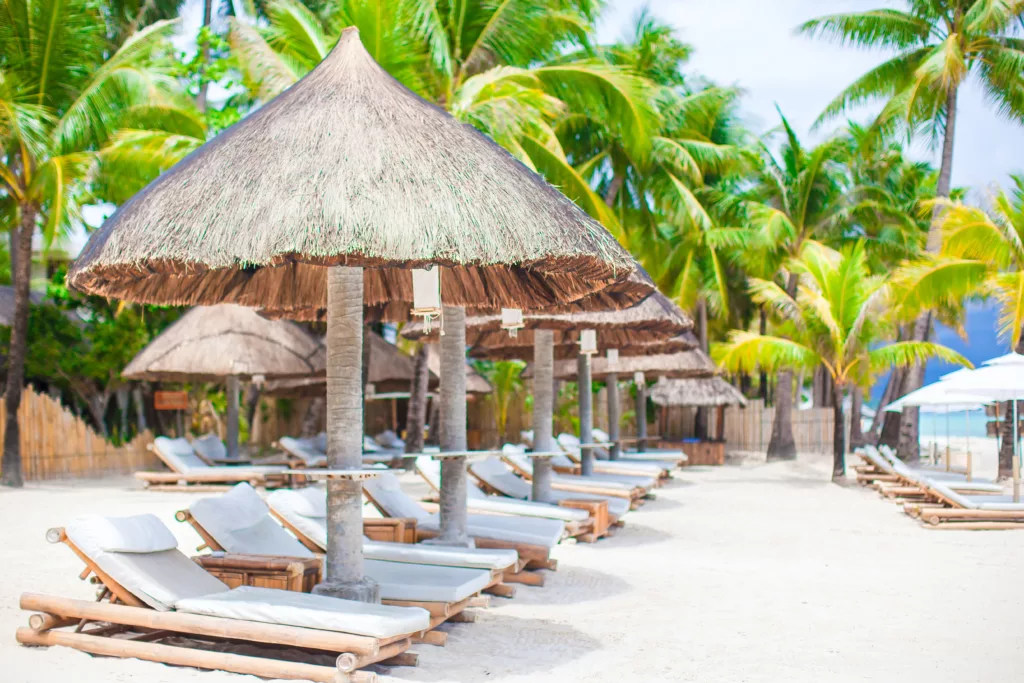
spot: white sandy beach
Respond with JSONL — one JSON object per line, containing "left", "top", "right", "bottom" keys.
{"left": 3, "top": 455, "right": 1023, "bottom": 683}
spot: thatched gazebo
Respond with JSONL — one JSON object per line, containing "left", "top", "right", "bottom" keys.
{"left": 69, "top": 28, "right": 648, "bottom": 602}
{"left": 404, "top": 290, "right": 691, "bottom": 496}
{"left": 649, "top": 376, "right": 747, "bottom": 408}
{"left": 122, "top": 304, "right": 324, "bottom": 459}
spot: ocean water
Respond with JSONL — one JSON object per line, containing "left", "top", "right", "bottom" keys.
{"left": 916, "top": 410, "right": 991, "bottom": 439}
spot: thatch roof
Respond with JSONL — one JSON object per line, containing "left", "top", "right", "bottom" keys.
{"left": 403, "top": 290, "right": 693, "bottom": 356}
{"left": 527, "top": 346, "right": 716, "bottom": 381}
{"left": 0, "top": 286, "right": 43, "bottom": 326}
{"left": 650, "top": 377, "right": 748, "bottom": 407}
{"left": 68, "top": 28, "right": 649, "bottom": 318}
{"left": 122, "top": 304, "right": 325, "bottom": 382}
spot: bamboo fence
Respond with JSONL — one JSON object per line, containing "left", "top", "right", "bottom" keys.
{"left": 0, "top": 387, "right": 158, "bottom": 481}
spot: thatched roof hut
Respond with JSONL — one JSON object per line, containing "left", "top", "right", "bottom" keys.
{"left": 649, "top": 377, "right": 747, "bottom": 407}
{"left": 122, "top": 304, "right": 325, "bottom": 382}
{"left": 403, "top": 290, "right": 693, "bottom": 357}
{"left": 67, "top": 28, "right": 649, "bottom": 318}
{"left": 529, "top": 346, "right": 717, "bottom": 381}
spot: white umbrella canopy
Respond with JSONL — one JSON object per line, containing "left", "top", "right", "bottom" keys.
{"left": 979, "top": 352, "right": 1024, "bottom": 366}
{"left": 885, "top": 381, "right": 989, "bottom": 413}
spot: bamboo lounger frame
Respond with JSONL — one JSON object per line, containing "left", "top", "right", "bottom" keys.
{"left": 359, "top": 487, "right": 558, "bottom": 578}
{"left": 176, "top": 510, "right": 490, "bottom": 644}
{"left": 18, "top": 528, "right": 419, "bottom": 682}
{"left": 135, "top": 442, "right": 299, "bottom": 491}
{"left": 501, "top": 455, "right": 646, "bottom": 507}
{"left": 899, "top": 489, "right": 1024, "bottom": 530}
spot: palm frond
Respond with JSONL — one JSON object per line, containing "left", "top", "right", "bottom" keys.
{"left": 867, "top": 341, "right": 971, "bottom": 374}
{"left": 713, "top": 331, "right": 819, "bottom": 374}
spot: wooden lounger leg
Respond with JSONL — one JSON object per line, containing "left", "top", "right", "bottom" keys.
{"left": 485, "top": 582, "right": 516, "bottom": 598}
{"left": 414, "top": 629, "right": 447, "bottom": 646}
{"left": 503, "top": 570, "right": 544, "bottom": 587}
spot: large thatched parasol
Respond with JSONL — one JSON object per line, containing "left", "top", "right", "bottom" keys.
{"left": 122, "top": 305, "right": 324, "bottom": 459}
{"left": 405, "top": 291, "right": 693, "bottom": 490}
{"left": 69, "top": 28, "right": 648, "bottom": 602}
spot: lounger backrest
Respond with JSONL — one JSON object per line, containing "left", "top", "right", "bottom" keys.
{"left": 593, "top": 428, "right": 610, "bottom": 443}
{"left": 520, "top": 430, "right": 534, "bottom": 447}
{"left": 362, "top": 472, "right": 429, "bottom": 521}
{"left": 375, "top": 430, "right": 405, "bottom": 450}
{"left": 470, "top": 456, "right": 532, "bottom": 500}
{"left": 267, "top": 487, "right": 329, "bottom": 550}
{"left": 314, "top": 432, "right": 327, "bottom": 453}
{"left": 153, "top": 436, "right": 209, "bottom": 473}
{"left": 363, "top": 436, "right": 382, "bottom": 453}
{"left": 557, "top": 433, "right": 580, "bottom": 452}
{"left": 278, "top": 436, "right": 327, "bottom": 467}
{"left": 189, "top": 483, "right": 315, "bottom": 558}
{"left": 860, "top": 448, "right": 894, "bottom": 475}
{"left": 502, "top": 451, "right": 534, "bottom": 475}
{"left": 552, "top": 453, "right": 578, "bottom": 468}
{"left": 928, "top": 480, "right": 977, "bottom": 509}
{"left": 65, "top": 514, "right": 228, "bottom": 611}
{"left": 878, "top": 444, "right": 898, "bottom": 463}
{"left": 192, "top": 433, "right": 228, "bottom": 463}
{"left": 416, "top": 456, "right": 486, "bottom": 499}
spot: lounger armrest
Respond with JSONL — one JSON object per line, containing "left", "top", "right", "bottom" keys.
{"left": 363, "top": 518, "right": 418, "bottom": 544}
{"left": 192, "top": 553, "right": 322, "bottom": 593}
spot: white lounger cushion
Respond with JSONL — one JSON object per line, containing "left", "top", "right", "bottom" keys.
{"left": 889, "top": 460, "right": 1003, "bottom": 492}
{"left": 504, "top": 452, "right": 646, "bottom": 491}
{"left": 174, "top": 585, "right": 429, "bottom": 638}
{"left": 278, "top": 436, "right": 327, "bottom": 467}
{"left": 154, "top": 437, "right": 211, "bottom": 472}
{"left": 556, "top": 434, "right": 668, "bottom": 478}
{"left": 366, "top": 559, "right": 491, "bottom": 602}
{"left": 192, "top": 433, "right": 229, "bottom": 462}
{"left": 190, "top": 484, "right": 316, "bottom": 558}
{"left": 929, "top": 481, "right": 1024, "bottom": 510}
{"left": 471, "top": 457, "right": 628, "bottom": 518}
{"left": 66, "top": 514, "right": 231, "bottom": 611}
{"left": 267, "top": 487, "right": 518, "bottom": 570}
{"left": 364, "top": 473, "right": 566, "bottom": 547}
{"left": 375, "top": 430, "right": 405, "bottom": 450}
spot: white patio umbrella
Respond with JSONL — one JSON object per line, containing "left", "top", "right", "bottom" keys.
{"left": 885, "top": 382, "right": 988, "bottom": 475}
{"left": 940, "top": 362, "right": 1024, "bottom": 500}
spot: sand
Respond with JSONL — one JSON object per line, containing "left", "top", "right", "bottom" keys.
{"left": 3, "top": 455, "right": 1023, "bottom": 683}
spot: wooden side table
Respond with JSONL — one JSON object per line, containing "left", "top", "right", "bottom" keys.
{"left": 363, "top": 518, "right": 418, "bottom": 544}
{"left": 193, "top": 553, "right": 321, "bottom": 592}
{"left": 558, "top": 498, "right": 611, "bottom": 543}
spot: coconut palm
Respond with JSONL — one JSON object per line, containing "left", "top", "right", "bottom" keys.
{"left": 737, "top": 110, "right": 847, "bottom": 460}
{"left": 800, "top": 0, "right": 1024, "bottom": 457}
{"left": 474, "top": 360, "right": 526, "bottom": 443}
{"left": 714, "top": 242, "right": 969, "bottom": 480}
{"left": 0, "top": 3, "right": 204, "bottom": 486}
{"left": 228, "top": 0, "right": 659, "bottom": 226}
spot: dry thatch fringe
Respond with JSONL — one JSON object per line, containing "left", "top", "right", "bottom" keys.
{"left": 650, "top": 376, "right": 747, "bottom": 407}
{"left": 68, "top": 27, "right": 649, "bottom": 316}
{"left": 480, "top": 333, "right": 697, "bottom": 361}
{"left": 121, "top": 304, "right": 325, "bottom": 382}
{"left": 525, "top": 345, "right": 716, "bottom": 381}
{"left": 403, "top": 290, "right": 692, "bottom": 347}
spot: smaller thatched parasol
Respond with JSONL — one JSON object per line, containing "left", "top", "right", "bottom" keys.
{"left": 536, "top": 346, "right": 717, "bottom": 381}
{"left": 649, "top": 376, "right": 747, "bottom": 407}
{"left": 123, "top": 304, "right": 325, "bottom": 459}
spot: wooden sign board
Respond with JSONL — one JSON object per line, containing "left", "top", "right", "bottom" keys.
{"left": 154, "top": 391, "right": 189, "bottom": 411}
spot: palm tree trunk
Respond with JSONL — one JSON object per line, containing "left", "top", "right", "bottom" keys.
{"left": 531, "top": 330, "right": 555, "bottom": 502}
{"left": 997, "top": 332, "right": 1024, "bottom": 478}
{"left": 635, "top": 374, "right": 648, "bottom": 451}
{"left": 428, "top": 305, "right": 473, "bottom": 547}
{"left": 1, "top": 204, "right": 36, "bottom": 487}
{"left": 196, "top": 0, "right": 214, "bottom": 111}
{"left": 849, "top": 388, "right": 865, "bottom": 449}
{"left": 604, "top": 171, "right": 626, "bottom": 207}
{"left": 404, "top": 344, "right": 430, "bottom": 454}
{"left": 133, "top": 386, "right": 147, "bottom": 432}
{"left": 225, "top": 375, "right": 240, "bottom": 459}
{"left": 767, "top": 274, "right": 799, "bottom": 460}
{"left": 577, "top": 352, "right": 594, "bottom": 475}
{"left": 832, "top": 383, "right": 847, "bottom": 481}
{"left": 758, "top": 307, "right": 768, "bottom": 403}
{"left": 898, "top": 83, "right": 960, "bottom": 460}
{"left": 606, "top": 372, "right": 620, "bottom": 460}
{"left": 695, "top": 297, "right": 709, "bottom": 439}
{"left": 312, "top": 266, "right": 378, "bottom": 602}
{"left": 871, "top": 367, "right": 902, "bottom": 443}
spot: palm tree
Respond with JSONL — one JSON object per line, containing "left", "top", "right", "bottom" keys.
{"left": 898, "top": 176, "right": 1024, "bottom": 476}
{"left": 800, "top": 1, "right": 1024, "bottom": 458}
{"left": 715, "top": 242, "right": 969, "bottom": 480}
{"left": 0, "top": 4, "right": 204, "bottom": 486}
{"left": 474, "top": 360, "right": 526, "bottom": 444}
{"left": 228, "top": 0, "right": 658, "bottom": 226}
{"left": 738, "top": 110, "right": 847, "bottom": 460}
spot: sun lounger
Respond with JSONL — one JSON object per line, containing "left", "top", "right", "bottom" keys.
{"left": 902, "top": 479, "right": 1024, "bottom": 529}
{"left": 415, "top": 456, "right": 616, "bottom": 542}
{"left": 278, "top": 435, "right": 329, "bottom": 467}
{"left": 500, "top": 447, "right": 648, "bottom": 503}
{"left": 18, "top": 513, "right": 429, "bottom": 681}
{"left": 556, "top": 433, "right": 673, "bottom": 479}
{"left": 362, "top": 472, "right": 563, "bottom": 574}
{"left": 179, "top": 484, "right": 497, "bottom": 625}
{"left": 592, "top": 428, "right": 688, "bottom": 466}
{"left": 136, "top": 437, "right": 294, "bottom": 490}
{"left": 855, "top": 446, "right": 1001, "bottom": 496}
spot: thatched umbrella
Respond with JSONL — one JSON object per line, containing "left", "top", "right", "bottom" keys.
{"left": 69, "top": 29, "right": 648, "bottom": 602}
{"left": 122, "top": 304, "right": 324, "bottom": 459}
{"left": 407, "top": 291, "right": 692, "bottom": 494}
{"left": 649, "top": 376, "right": 746, "bottom": 443}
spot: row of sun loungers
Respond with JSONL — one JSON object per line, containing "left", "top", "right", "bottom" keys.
{"left": 854, "top": 445, "right": 1024, "bottom": 529}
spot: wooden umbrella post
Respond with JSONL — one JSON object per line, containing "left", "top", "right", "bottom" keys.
{"left": 635, "top": 373, "right": 647, "bottom": 452}
{"left": 225, "top": 375, "right": 240, "bottom": 460}
{"left": 429, "top": 305, "right": 474, "bottom": 547}
{"left": 606, "top": 372, "right": 620, "bottom": 460}
{"left": 313, "top": 266, "right": 379, "bottom": 603}
{"left": 577, "top": 353, "right": 594, "bottom": 476}
{"left": 531, "top": 330, "right": 555, "bottom": 503}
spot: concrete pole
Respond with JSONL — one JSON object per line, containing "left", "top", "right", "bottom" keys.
{"left": 636, "top": 373, "right": 648, "bottom": 452}
{"left": 531, "top": 330, "right": 555, "bottom": 502}
{"left": 578, "top": 353, "right": 594, "bottom": 476}
{"left": 606, "top": 372, "right": 620, "bottom": 460}
{"left": 428, "top": 305, "right": 474, "bottom": 547}
{"left": 225, "top": 375, "right": 240, "bottom": 459}
{"left": 312, "top": 266, "right": 379, "bottom": 603}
